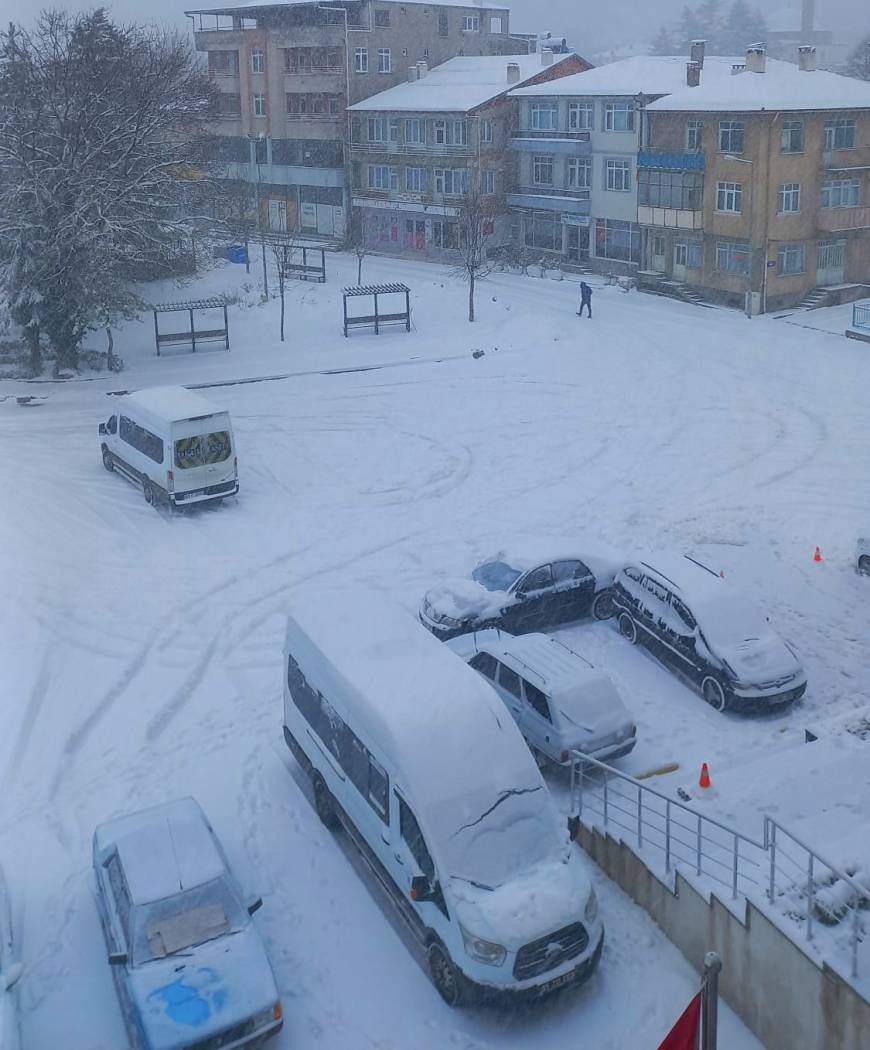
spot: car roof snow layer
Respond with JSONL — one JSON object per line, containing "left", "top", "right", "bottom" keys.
{"left": 285, "top": 590, "right": 539, "bottom": 814}
{"left": 123, "top": 385, "right": 226, "bottom": 424}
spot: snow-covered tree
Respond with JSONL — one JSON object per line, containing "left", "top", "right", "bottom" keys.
{"left": 0, "top": 9, "right": 217, "bottom": 373}
{"left": 719, "top": 0, "right": 768, "bottom": 55}
{"left": 650, "top": 25, "right": 677, "bottom": 56}
{"left": 846, "top": 34, "right": 870, "bottom": 81}
{"left": 344, "top": 208, "right": 375, "bottom": 286}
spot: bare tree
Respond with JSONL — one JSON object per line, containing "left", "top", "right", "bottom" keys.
{"left": 344, "top": 207, "right": 374, "bottom": 285}
{"left": 272, "top": 229, "right": 299, "bottom": 344}
{"left": 452, "top": 169, "right": 498, "bottom": 323}
{"left": 0, "top": 9, "right": 219, "bottom": 373}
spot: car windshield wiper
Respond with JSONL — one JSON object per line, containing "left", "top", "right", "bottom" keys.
{"left": 452, "top": 786, "right": 543, "bottom": 836}
{"left": 450, "top": 873, "right": 495, "bottom": 892}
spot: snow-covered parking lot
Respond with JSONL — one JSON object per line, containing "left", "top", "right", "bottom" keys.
{"left": 2, "top": 252, "right": 869, "bottom": 1049}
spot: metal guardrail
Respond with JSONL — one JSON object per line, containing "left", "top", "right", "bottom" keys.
{"left": 570, "top": 753, "right": 870, "bottom": 982}
{"left": 853, "top": 303, "right": 870, "bottom": 331}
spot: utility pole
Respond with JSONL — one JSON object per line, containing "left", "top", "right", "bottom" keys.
{"left": 250, "top": 132, "right": 269, "bottom": 300}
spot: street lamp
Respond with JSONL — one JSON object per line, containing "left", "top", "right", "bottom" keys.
{"left": 725, "top": 154, "right": 756, "bottom": 318}
{"left": 249, "top": 132, "right": 269, "bottom": 300}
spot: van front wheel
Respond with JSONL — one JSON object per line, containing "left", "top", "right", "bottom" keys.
{"left": 101, "top": 447, "right": 114, "bottom": 472}
{"left": 428, "top": 942, "right": 465, "bottom": 1007}
{"left": 312, "top": 773, "right": 339, "bottom": 831}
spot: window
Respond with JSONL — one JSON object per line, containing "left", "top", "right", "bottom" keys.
{"left": 638, "top": 170, "right": 703, "bottom": 210}
{"left": 438, "top": 12, "right": 448, "bottom": 36}
{"left": 433, "top": 119, "right": 466, "bottom": 146}
{"left": 368, "top": 164, "right": 398, "bottom": 190}
{"left": 524, "top": 681, "right": 552, "bottom": 723}
{"left": 482, "top": 168, "right": 496, "bottom": 194}
{"left": 530, "top": 102, "right": 558, "bottom": 131}
{"left": 368, "top": 116, "right": 398, "bottom": 142}
{"left": 406, "top": 166, "right": 426, "bottom": 191}
{"left": 368, "top": 756, "right": 389, "bottom": 820}
{"left": 106, "top": 415, "right": 117, "bottom": 435}
{"left": 287, "top": 93, "right": 341, "bottom": 117}
{"left": 568, "top": 102, "right": 593, "bottom": 131}
{"left": 671, "top": 598, "right": 696, "bottom": 631}
{"left": 674, "top": 242, "right": 688, "bottom": 266}
{"left": 217, "top": 93, "right": 242, "bottom": 117}
{"left": 497, "top": 664, "right": 523, "bottom": 699}
{"left": 781, "top": 119, "right": 803, "bottom": 153}
{"left": 825, "top": 119, "right": 856, "bottom": 151}
{"left": 480, "top": 119, "right": 493, "bottom": 143}
{"left": 374, "top": 8, "right": 390, "bottom": 26}
{"left": 778, "top": 183, "right": 801, "bottom": 214}
{"left": 284, "top": 46, "right": 342, "bottom": 74}
{"left": 718, "top": 120, "right": 744, "bottom": 154}
{"left": 469, "top": 651, "right": 498, "bottom": 679}
{"left": 105, "top": 855, "right": 132, "bottom": 944}
{"left": 405, "top": 118, "right": 424, "bottom": 145}
{"left": 250, "top": 49, "right": 265, "bottom": 74}
{"left": 520, "top": 565, "right": 553, "bottom": 593}
{"left": 119, "top": 416, "right": 164, "bottom": 464}
{"left": 567, "top": 157, "right": 591, "bottom": 190}
{"left": 604, "top": 102, "right": 634, "bottom": 132}
{"left": 595, "top": 218, "right": 640, "bottom": 262}
{"left": 777, "top": 243, "right": 805, "bottom": 276}
{"left": 490, "top": 16, "right": 504, "bottom": 33}
{"left": 524, "top": 211, "right": 560, "bottom": 251}
{"left": 355, "top": 47, "right": 368, "bottom": 73}
{"left": 378, "top": 48, "right": 391, "bottom": 73}
{"left": 551, "top": 560, "right": 584, "bottom": 584}
{"left": 462, "top": 15, "right": 479, "bottom": 31}
{"left": 208, "top": 50, "right": 239, "bottom": 75}
{"left": 686, "top": 120, "right": 703, "bottom": 150}
{"left": 532, "top": 155, "right": 554, "bottom": 186}
{"left": 821, "top": 178, "right": 860, "bottom": 208}
{"left": 252, "top": 93, "right": 266, "bottom": 118}
{"left": 174, "top": 433, "right": 231, "bottom": 470}
{"left": 716, "top": 241, "right": 750, "bottom": 272}
{"left": 398, "top": 796, "right": 435, "bottom": 878}
{"left": 716, "top": 181, "right": 742, "bottom": 213}
{"left": 432, "top": 219, "right": 458, "bottom": 248}
{"left": 687, "top": 239, "right": 703, "bottom": 268}
{"left": 605, "top": 158, "right": 631, "bottom": 191}
{"left": 433, "top": 168, "right": 467, "bottom": 194}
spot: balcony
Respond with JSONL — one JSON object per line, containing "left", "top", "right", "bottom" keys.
{"left": 507, "top": 189, "right": 590, "bottom": 214}
{"left": 512, "top": 131, "right": 591, "bottom": 156}
{"left": 817, "top": 205, "right": 870, "bottom": 232}
{"left": 349, "top": 141, "right": 474, "bottom": 159}
{"left": 351, "top": 192, "right": 463, "bottom": 217}
{"left": 638, "top": 150, "right": 705, "bottom": 172}
{"left": 822, "top": 146, "right": 870, "bottom": 171}
{"left": 637, "top": 206, "right": 704, "bottom": 230}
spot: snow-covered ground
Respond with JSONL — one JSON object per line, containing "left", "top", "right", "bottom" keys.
{"left": 3, "top": 252, "right": 869, "bottom": 1049}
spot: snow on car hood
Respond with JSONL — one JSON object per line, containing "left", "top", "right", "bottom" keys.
{"left": 450, "top": 849, "right": 592, "bottom": 950}
{"left": 423, "top": 578, "right": 508, "bottom": 622}
{"left": 557, "top": 676, "right": 634, "bottom": 741}
{"left": 715, "top": 633, "right": 803, "bottom": 684}
{"left": 693, "top": 594, "right": 803, "bottom": 683}
{"left": 128, "top": 927, "right": 277, "bottom": 1050}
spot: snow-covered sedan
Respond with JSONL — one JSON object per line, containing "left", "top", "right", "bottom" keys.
{"left": 0, "top": 865, "right": 22, "bottom": 1050}
{"left": 610, "top": 554, "right": 807, "bottom": 712}
{"left": 93, "top": 798, "right": 283, "bottom": 1050}
{"left": 420, "top": 543, "right": 621, "bottom": 641}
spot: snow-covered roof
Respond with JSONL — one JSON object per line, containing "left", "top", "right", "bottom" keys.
{"left": 95, "top": 798, "right": 226, "bottom": 905}
{"left": 647, "top": 58, "right": 870, "bottom": 112}
{"left": 480, "top": 537, "right": 622, "bottom": 583}
{"left": 188, "top": 0, "right": 508, "bottom": 13}
{"left": 123, "top": 385, "right": 226, "bottom": 423}
{"left": 512, "top": 55, "right": 743, "bottom": 98}
{"left": 634, "top": 553, "right": 725, "bottom": 601}
{"left": 347, "top": 53, "right": 579, "bottom": 113}
{"left": 483, "top": 632, "right": 600, "bottom": 690}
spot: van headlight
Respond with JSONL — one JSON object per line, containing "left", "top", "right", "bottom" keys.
{"left": 584, "top": 887, "right": 599, "bottom": 923}
{"left": 460, "top": 924, "right": 506, "bottom": 966}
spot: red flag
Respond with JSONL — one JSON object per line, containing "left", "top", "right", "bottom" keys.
{"left": 657, "top": 991, "right": 702, "bottom": 1050}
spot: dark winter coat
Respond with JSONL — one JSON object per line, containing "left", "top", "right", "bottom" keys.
{"left": 580, "top": 282, "right": 592, "bottom": 302}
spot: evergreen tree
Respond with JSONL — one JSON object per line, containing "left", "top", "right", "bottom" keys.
{"left": 846, "top": 33, "right": 870, "bottom": 81}
{"left": 675, "top": 4, "right": 705, "bottom": 50}
{"left": 650, "top": 24, "right": 677, "bottom": 56}
{"left": 720, "top": 0, "right": 768, "bottom": 55}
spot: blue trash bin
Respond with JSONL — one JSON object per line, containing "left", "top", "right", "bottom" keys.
{"left": 227, "top": 244, "right": 248, "bottom": 264}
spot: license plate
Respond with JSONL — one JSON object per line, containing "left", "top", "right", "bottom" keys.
{"left": 539, "top": 968, "right": 577, "bottom": 994}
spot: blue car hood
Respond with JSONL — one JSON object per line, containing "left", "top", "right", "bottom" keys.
{"left": 128, "top": 926, "right": 277, "bottom": 1050}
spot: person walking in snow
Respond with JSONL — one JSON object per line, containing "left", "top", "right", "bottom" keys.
{"left": 577, "top": 281, "right": 593, "bottom": 318}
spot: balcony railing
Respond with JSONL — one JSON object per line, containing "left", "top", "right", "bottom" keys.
{"left": 349, "top": 141, "right": 474, "bottom": 158}
{"left": 514, "top": 186, "right": 590, "bottom": 200}
{"left": 637, "top": 205, "right": 704, "bottom": 230}
{"left": 817, "top": 205, "right": 870, "bottom": 232}
{"left": 513, "top": 129, "right": 591, "bottom": 141}
{"left": 638, "top": 150, "right": 705, "bottom": 171}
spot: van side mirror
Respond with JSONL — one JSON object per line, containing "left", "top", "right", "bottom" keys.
{"left": 108, "top": 950, "right": 128, "bottom": 966}
{"left": 99, "top": 423, "right": 107, "bottom": 436}
{"left": 410, "top": 875, "right": 435, "bottom": 903}
{"left": 0, "top": 961, "right": 23, "bottom": 992}
{"left": 247, "top": 896, "right": 263, "bottom": 916}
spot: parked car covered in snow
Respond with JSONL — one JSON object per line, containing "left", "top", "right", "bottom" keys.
{"left": 448, "top": 630, "right": 636, "bottom": 767}
{"left": 99, "top": 386, "right": 238, "bottom": 509}
{"left": 419, "top": 542, "right": 620, "bottom": 641}
{"left": 283, "top": 591, "right": 605, "bottom": 1006}
{"left": 858, "top": 538, "right": 870, "bottom": 575}
{"left": 93, "top": 798, "right": 282, "bottom": 1050}
{"left": 610, "top": 555, "right": 807, "bottom": 712}
{"left": 0, "top": 865, "right": 22, "bottom": 1050}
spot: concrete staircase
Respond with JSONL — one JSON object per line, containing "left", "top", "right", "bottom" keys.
{"left": 637, "top": 273, "right": 710, "bottom": 308}
{"left": 798, "top": 287, "right": 830, "bottom": 310}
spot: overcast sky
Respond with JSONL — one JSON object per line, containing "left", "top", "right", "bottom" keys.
{"left": 0, "top": 1, "right": 865, "bottom": 57}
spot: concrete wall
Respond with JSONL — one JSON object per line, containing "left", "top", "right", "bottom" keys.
{"left": 577, "top": 824, "right": 870, "bottom": 1050}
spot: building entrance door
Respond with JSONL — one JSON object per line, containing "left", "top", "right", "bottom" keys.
{"left": 673, "top": 242, "right": 688, "bottom": 281}
{"left": 565, "top": 223, "right": 589, "bottom": 261}
{"left": 652, "top": 234, "right": 666, "bottom": 272}
{"left": 817, "top": 238, "right": 845, "bottom": 285}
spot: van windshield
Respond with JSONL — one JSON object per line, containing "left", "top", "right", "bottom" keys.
{"left": 431, "top": 784, "right": 562, "bottom": 889}
{"left": 174, "top": 432, "right": 232, "bottom": 470}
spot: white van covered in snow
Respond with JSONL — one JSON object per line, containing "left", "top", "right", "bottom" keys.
{"left": 282, "top": 592, "right": 604, "bottom": 1006}
{"left": 99, "top": 386, "right": 238, "bottom": 509}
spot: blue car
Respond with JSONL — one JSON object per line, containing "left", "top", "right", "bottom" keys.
{"left": 93, "top": 798, "right": 283, "bottom": 1050}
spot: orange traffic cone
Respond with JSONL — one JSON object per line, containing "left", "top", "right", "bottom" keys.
{"left": 698, "top": 762, "right": 711, "bottom": 790}
{"left": 813, "top": 546, "right": 822, "bottom": 563}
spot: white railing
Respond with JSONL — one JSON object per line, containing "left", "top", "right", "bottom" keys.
{"left": 570, "top": 753, "right": 870, "bottom": 983}
{"left": 347, "top": 141, "right": 473, "bottom": 158}
{"left": 853, "top": 303, "right": 870, "bottom": 331}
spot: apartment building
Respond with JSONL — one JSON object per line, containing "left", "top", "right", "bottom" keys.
{"left": 346, "top": 51, "right": 586, "bottom": 257}
{"left": 641, "top": 45, "right": 870, "bottom": 311}
{"left": 186, "top": 0, "right": 526, "bottom": 238}
{"left": 507, "top": 53, "right": 737, "bottom": 273}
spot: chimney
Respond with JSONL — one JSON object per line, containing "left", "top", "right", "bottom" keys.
{"left": 798, "top": 45, "right": 817, "bottom": 72}
{"left": 745, "top": 45, "right": 766, "bottom": 74}
{"left": 686, "top": 61, "right": 701, "bottom": 87}
{"left": 541, "top": 48, "right": 554, "bottom": 66}
{"left": 731, "top": 63, "right": 745, "bottom": 76}
{"left": 507, "top": 61, "right": 521, "bottom": 84}
{"left": 416, "top": 60, "right": 428, "bottom": 79}
{"left": 408, "top": 65, "right": 418, "bottom": 81}
{"left": 690, "top": 39, "right": 706, "bottom": 68}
